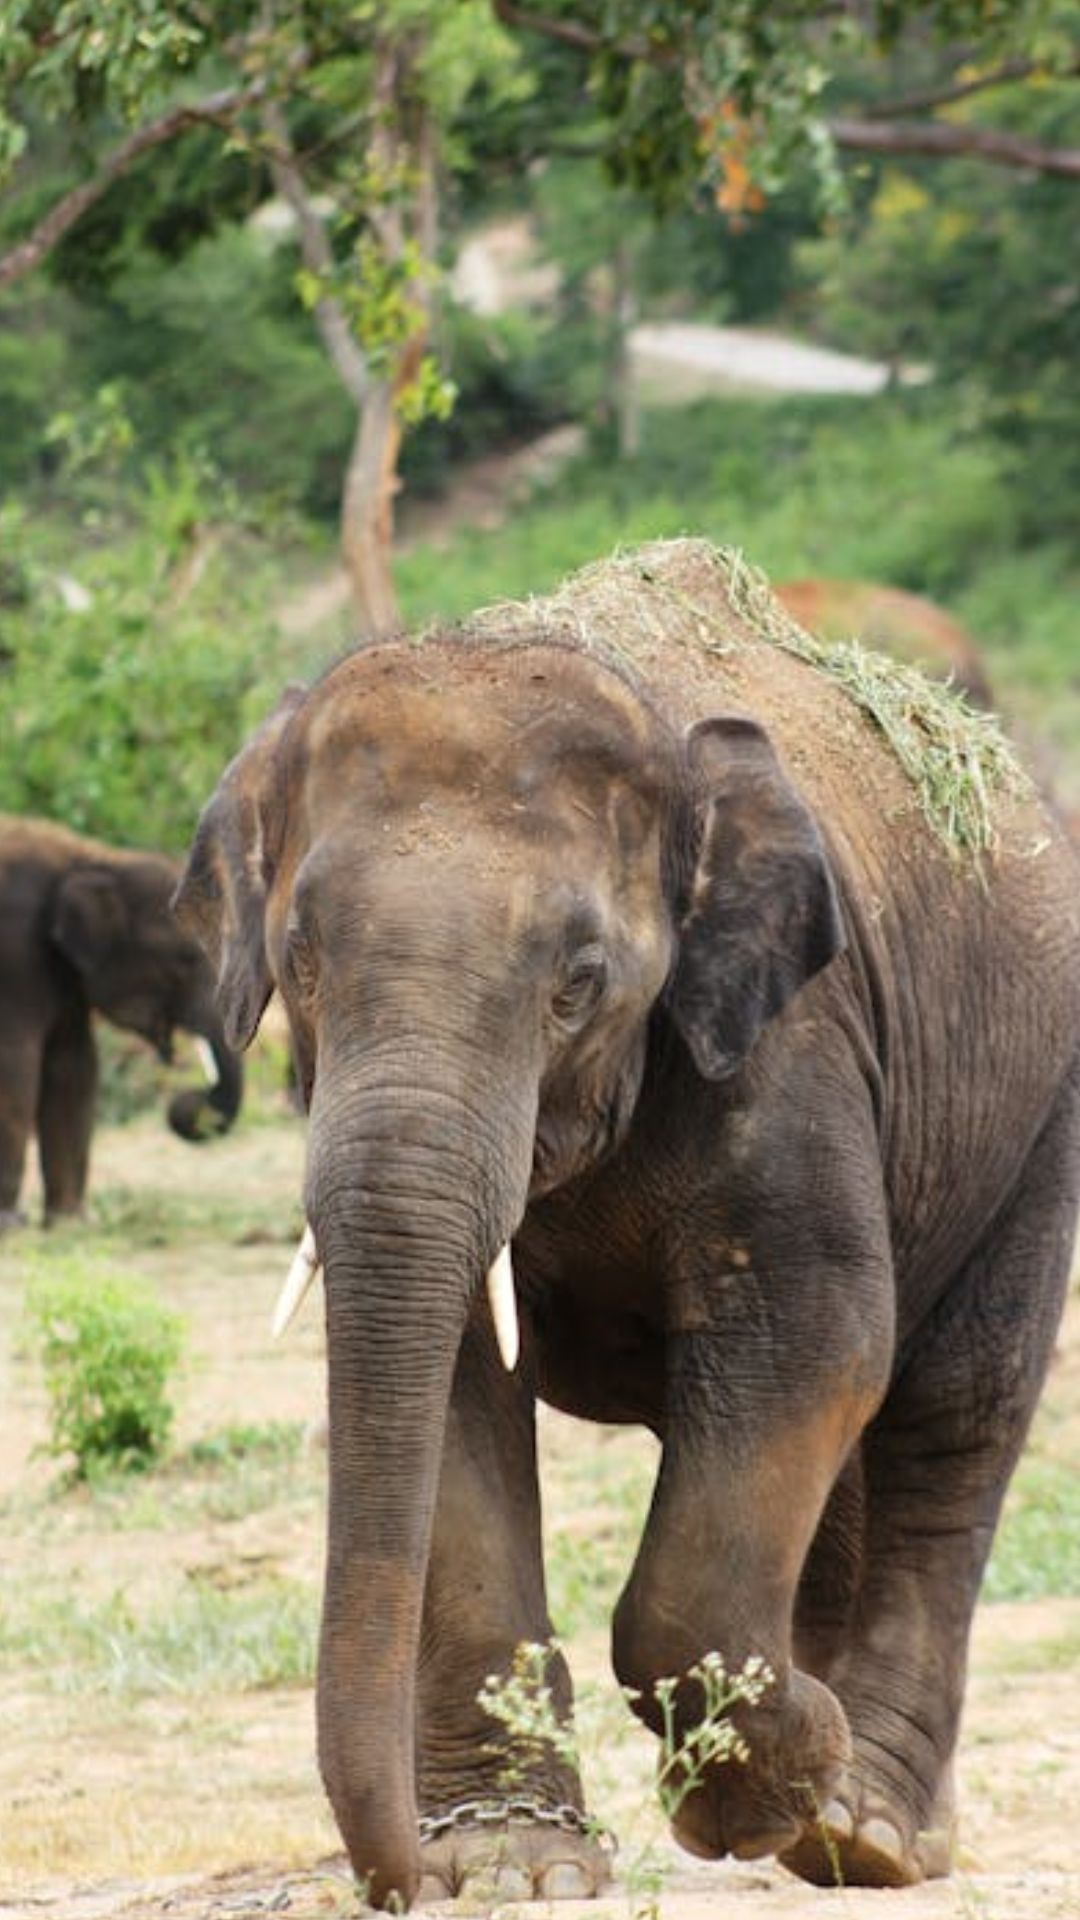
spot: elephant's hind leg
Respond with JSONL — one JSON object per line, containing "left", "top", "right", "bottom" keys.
{"left": 416, "top": 1302, "right": 610, "bottom": 1905}
{"left": 783, "top": 1063, "right": 1080, "bottom": 1890}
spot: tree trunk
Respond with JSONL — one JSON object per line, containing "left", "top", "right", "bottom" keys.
{"left": 340, "top": 380, "right": 402, "bottom": 638}
{"left": 339, "top": 325, "right": 427, "bottom": 638}
{"left": 338, "top": 39, "right": 438, "bottom": 639}
{"left": 611, "top": 234, "right": 640, "bottom": 460}
{"left": 260, "top": 39, "right": 438, "bottom": 639}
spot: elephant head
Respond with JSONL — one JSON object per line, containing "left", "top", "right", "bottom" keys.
{"left": 175, "top": 641, "right": 842, "bottom": 1905}
{"left": 51, "top": 852, "right": 242, "bottom": 1140}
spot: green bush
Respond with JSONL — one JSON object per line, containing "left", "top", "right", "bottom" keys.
{"left": 26, "top": 1259, "right": 184, "bottom": 1476}
{"left": 395, "top": 392, "right": 1017, "bottom": 627}
{"left": 0, "top": 471, "right": 292, "bottom": 852}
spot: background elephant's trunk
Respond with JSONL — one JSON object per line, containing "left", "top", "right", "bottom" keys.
{"left": 307, "top": 1047, "right": 536, "bottom": 1908}
{"left": 166, "top": 1019, "right": 244, "bottom": 1141}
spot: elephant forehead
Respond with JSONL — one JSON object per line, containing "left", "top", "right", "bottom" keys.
{"left": 298, "top": 644, "right": 668, "bottom": 837}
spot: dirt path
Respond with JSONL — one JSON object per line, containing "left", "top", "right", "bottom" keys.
{"left": 627, "top": 323, "right": 903, "bottom": 406}
{"left": 2, "top": 1104, "right": 1079, "bottom": 1920}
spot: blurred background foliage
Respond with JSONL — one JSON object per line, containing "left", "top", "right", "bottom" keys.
{"left": 1, "top": 1, "right": 1078, "bottom": 850}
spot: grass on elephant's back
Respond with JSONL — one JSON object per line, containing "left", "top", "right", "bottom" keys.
{"left": 450, "top": 538, "right": 1028, "bottom": 861}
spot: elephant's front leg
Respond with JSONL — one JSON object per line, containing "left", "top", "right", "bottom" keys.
{"left": 37, "top": 1010, "right": 97, "bottom": 1222}
{"left": 612, "top": 1227, "right": 893, "bottom": 1866}
{"left": 0, "top": 1027, "right": 41, "bottom": 1227}
{"left": 416, "top": 1303, "right": 611, "bottom": 1905}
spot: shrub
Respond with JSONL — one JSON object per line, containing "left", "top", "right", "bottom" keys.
{"left": 26, "top": 1258, "right": 184, "bottom": 1476}
{"left": 0, "top": 473, "right": 288, "bottom": 852}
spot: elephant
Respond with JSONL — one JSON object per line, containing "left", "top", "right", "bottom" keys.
{"left": 0, "top": 814, "right": 243, "bottom": 1226}
{"left": 175, "top": 540, "right": 1080, "bottom": 1909}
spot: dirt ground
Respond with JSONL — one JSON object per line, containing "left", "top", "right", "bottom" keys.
{"left": 2, "top": 1088, "right": 1079, "bottom": 1920}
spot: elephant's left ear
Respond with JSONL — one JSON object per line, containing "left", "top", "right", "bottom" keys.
{"left": 668, "top": 715, "right": 846, "bottom": 1081}
{"left": 173, "top": 685, "right": 305, "bottom": 1052}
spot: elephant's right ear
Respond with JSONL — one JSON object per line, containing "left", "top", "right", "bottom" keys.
{"left": 173, "top": 686, "right": 306, "bottom": 1052}
{"left": 668, "top": 715, "right": 845, "bottom": 1080}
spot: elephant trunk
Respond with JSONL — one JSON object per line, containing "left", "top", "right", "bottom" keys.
{"left": 166, "top": 1019, "right": 244, "bottom": 1141}
{"left": 306, "top": 1048, "right": 535, "bottom": 1908}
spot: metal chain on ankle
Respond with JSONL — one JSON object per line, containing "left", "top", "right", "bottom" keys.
{"left": 418, "top": 1796, "right": 617, "bottom": 1854}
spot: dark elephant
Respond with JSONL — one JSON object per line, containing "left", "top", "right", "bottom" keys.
{"left": 0, "top": 815, "right": 243, "bottom": 1226}
{"left": 176, "top": 541, "right": 1080, "bottom": 1909}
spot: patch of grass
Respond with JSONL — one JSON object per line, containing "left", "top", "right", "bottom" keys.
{"left": 985, "top": 1621, "right": 1080, "bottom": 1677}
{"left": 25, "top": 1256, "right": 184, "bottom": 1478}
{"left": 3, "top": 1419, "right": 319, "bottom": 1536}
{"left": 985, "top": 1457, "right": 1080, "bottom": 1602}
{"left": 0, "top": 1576, "right": 318, "bottom": 1694}
{"left": 548, "top": 1528, "right": 632, "bottom": 1640}
{"left": 185, "top": 1419, "right": 305, "bottom": 1468}
{"left": 86, "top": 1185, "right": 301, "bottom": 1249}
{"left": 543, "top": 1426, "right": 655, "bottom": 1638}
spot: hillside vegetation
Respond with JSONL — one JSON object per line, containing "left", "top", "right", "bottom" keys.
{"left": 4, "top": 389, "right": 1075, "bottom": 860}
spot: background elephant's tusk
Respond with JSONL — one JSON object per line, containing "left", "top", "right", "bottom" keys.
{"left": 486, "top": 1243, "right": 519, "bottom": 1371}
{"left": 194, "top": 1036, "right": 220, "bottom": 1089}
{"left": 273, "top": 1224, "right": 321, "bottom": 1339}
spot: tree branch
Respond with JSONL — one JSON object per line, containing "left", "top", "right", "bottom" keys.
{"left": 259, "top": 99, "right": 370, "bottom": 406}
{"left": 829, "top": 113, "right": 1080, "bottom": 178}
{"left": 0, "top": 71, "right": 296, "bottom": 292}
{"left": 862, "top": 55, "right": 1079, "bottom": 120}
{"left": 491, "top": 4, "right": 1080, "bottom": 182}
{"left": 492, "top": 0, "right": 854, "bottom": 60}
{"left": 490, "top": 0, "right": 674, "bottom": 62}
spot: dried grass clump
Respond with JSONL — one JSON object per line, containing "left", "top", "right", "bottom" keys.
{"left": 457, "top": 538, "right": 1028, "bottom": 859}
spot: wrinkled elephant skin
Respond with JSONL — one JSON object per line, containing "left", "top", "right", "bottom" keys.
{"left": 0, "top": 815, "right": 243, "bottom": 1223}
{"left": 177, "top": 543, "right": 1080, "bottom": 1909}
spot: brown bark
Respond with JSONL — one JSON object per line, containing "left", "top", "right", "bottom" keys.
{"left": 260, "top": 98, "right": 370, "bottom": 408}
{"left": 336, "top": 38, "right": 436, "bottom": 638}
{"left": 340, "top": 381, "right": 400, "bottom": 639}
{"left": 0, "top": 73, "right": 289, "bottom": 293}
{"left": 829, "top": 114, "right": 1080, "bottom": 177}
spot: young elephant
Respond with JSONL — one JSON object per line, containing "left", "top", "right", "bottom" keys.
{"left": 176, "top": 541, "right": 1080, "bottom": 1909}
{"left": 0, "top": 815, "right": 243, "bottom": 1225}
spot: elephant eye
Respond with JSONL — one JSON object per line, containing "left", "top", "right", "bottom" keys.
{"left": 552, "top": 944, "right": 608, "bottom": 1028}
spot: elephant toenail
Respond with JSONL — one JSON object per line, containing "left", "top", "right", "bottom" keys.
{"left": 539, "top": 1862, "right": 594, "bottom": 1897}
{"left": 860, "top": 1815, "right": 905, "bottom": 1863}
{"left": 820, "top": 1798, "right": 854, "bottom": 1840}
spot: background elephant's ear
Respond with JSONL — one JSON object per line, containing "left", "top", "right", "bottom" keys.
{"left": 668, "top": 715, "right": 845, "bottom": 1081}
{"left": 173, "top": 685, "right": 306, "bottom": 1052}
{"left": 52, "top": 867, "right": 128, "bottom": 975}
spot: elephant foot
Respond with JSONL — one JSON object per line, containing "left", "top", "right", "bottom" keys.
{"left": 669, "top": 1668, "right": 851, "bottom": 1867}
{"left": 417, "top": 1813, "right": 613, "bottom": 1904}
{"left": 778, "top": 1768, "right": 955, "bottom": 1888}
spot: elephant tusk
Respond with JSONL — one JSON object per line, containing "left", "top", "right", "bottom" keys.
{"left": 486, "top": 1243, "right": 519, "bottom": 1372}
{"left": 273, "top": 1224, "right": 321, "bottom": 1339}
{"left": 194, "top": 1037, "right": 220, "bottom": 1090}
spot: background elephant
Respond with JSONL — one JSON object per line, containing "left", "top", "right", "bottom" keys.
{"left": 774, "top": 577, "right": 994, "bottom": 708}
{"left": 0, "top": 814, "right": 242, "bottom": 1226}
{"left": 177, "top": 539, "right": 1080, "bottom": 1910}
